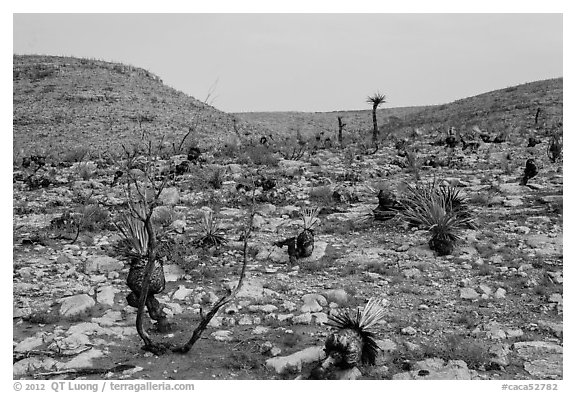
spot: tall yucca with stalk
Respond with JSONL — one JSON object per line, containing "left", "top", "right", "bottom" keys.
{"left": 398, "top": 180, "right": 476, "bottom": 256}
{"left": 310, "top": 297, "right": 387, "bottom": 379}
{"left": 195, "top": 210, "right": 227, "bottom": 248}
{"left": 367, "top": 93, "right": 386, "bottom": 146}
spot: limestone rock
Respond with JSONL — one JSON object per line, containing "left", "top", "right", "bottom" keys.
{"left": 59, "top": 294, "right": 95, "bottom": 317}
{"left": 84, "top": 255, "right": 123, "bottom": 274}
{"left": 460, "top": 288, "right": 479, "bottom": 300}
{"left": 265, "top": 346, "right": 325, "bottom": 374}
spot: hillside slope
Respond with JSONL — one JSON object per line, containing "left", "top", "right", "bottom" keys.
{"left": 13, "top": 55, "right": 266, "bottom": 156}
{"left": 236, "top": 78, "right": 562, "bottom": 142}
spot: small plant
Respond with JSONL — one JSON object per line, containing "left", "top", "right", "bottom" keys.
{"left": 547, "top": 133, "right": 562, "bottom": 163}
{"left": 310, "top": 297, "right": 386, "bottom": 379}
{"left": 274, "top": 206, "right": 320, "bottom": 264}
{"left": 116, "top": 212, "right": 170, "bottom": 334}
{"left": 398, "top": 181, "right": 476, "bottom": 256}
{"left": 244, "top": 145, "right": 280, "bottom": 166}
{"left": 75, "top": 162, "right": 95, "bottom": 180}
{"left": 207, "top": 166, "right": 227, "bottom": 189}
{"left": 309, "top": 186, "right": 334, "bottom": 205}
{"left": 195, "top": 210, "right": 227, "bottom": 248}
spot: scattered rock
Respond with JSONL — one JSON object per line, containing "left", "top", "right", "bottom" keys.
{"left": 323, "top": 289, "right": 349, "bottom": 305}
{"left": 96, "top": 286, "right": 117, "bottom": 306}
{"left": 460, "top": 288, "right": 479, "bottom": 300}
{"left": 84, "top": 255, "right": 123, "bottom": 274}
{"left": 401, "top": 326, "right": 417, "bottom": 336}
{"left": 301, "top": 293, "right": 327, "bottom": 313}
{"left": 159, "top": 187, "right": 180, "bottom": 205}
{"left": 392, "top": 358, "right": 477, "bottom": 380}
{"left": 537, "top": 320, "right": 563, "bottom": 338}
{"left": 59, "top": 294, "right": 95, "bottom": 317}
{"left": 514, "top": 341, "right": 563, "bottom": 378}
{"left": 265, "top": 346, "right": 325, "bottom": 374}
{"left": 15, "top": 336, "right": 45, "bottom": 352}
{"left": 211, "top": 330, "right": 233, "bottom": 342}
{"left": 293, "top": 313, "right": 313, "bottom": 325}
{"left": 172, "top": 285, "right": 194, "bottom": 300}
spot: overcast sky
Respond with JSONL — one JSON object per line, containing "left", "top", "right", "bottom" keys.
{"left": 13, "top": 13, "right": 562, "bottom": 112}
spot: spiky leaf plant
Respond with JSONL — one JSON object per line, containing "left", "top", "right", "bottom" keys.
{"left": 398, "top": 181, "right": 476, "bottom": 255}
{"left": 297, "top": 206, "right": 320, "bottom": 258}
{"left": 115, "top": 213, "right": 168, "bottom": 329}
{"left": 311, "top": 298, "right": 386, "bottom": 378}
{"left": 195, "top": 210, "right": 227, "bottom": 249}
{"left": 116, "top": 213, "right": 149, "bottom": 257}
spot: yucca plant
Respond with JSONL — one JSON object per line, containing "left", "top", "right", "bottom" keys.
{"left": 274, "top": 206, "right": 320, "bottom": 264}
{"left": 547, "top": 133, "right": 562, "bottom": 163}
{"left": 115, "top": 213, "right": 169, "bottom": 331}
{"left": 297, "top": 206, "right": 320, "bottom": 258}
{"left": 310, "top": 297, "right": 386, "bottom": 379}
{"left": 195, "top": 210, "right": 227, "bottom": 248}
{"left": 398, "top": 181, "right": 476, "bottom": 256}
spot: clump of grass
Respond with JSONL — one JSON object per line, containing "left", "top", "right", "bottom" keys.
{"left": 207, "top": 166, "right": 227, "bottom": 189}
{"left": 398, "top": 180, "right": 476, "bottom": 256}
{"left": 420, "top": 334, "right": 491, "bottom": 370}
{"left": 222, "top": 351, "right": 262, "bottom": 371}
{"left": 309, "top": 186, "right": 333, "bottom": 204}
{"left": 243, "top": 145, "right": 279, "bottom": 166}
{"left": 151, "top": 206, "right": 179, "bottom": 228}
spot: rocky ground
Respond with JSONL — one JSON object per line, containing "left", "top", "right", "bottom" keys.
{"left": 12, "top": 139, "right": 563, "bottom": 380}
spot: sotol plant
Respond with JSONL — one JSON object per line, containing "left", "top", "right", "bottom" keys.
{"left": 195, "top": 210, "right": 227, "bottom": 248}
{"left": 398, "top": 181, "right": 476, "bottom": 256}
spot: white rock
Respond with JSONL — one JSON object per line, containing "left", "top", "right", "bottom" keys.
{"left": 172, "top": 285, "right": 194, "bottom": 300}
{"left": 96, "top": 286, "right": 118, "bottom": 306}
{"left": 293, "top": 313, "right": 313, "bottom": 325}
{"left": 265, "top": 346, "right": 325, "bottom": 374}
{"left": 460, "top": 288, "right": 479, "bottom": 300}
{"left": 59, "top": 294, "right": 95, "bottom": 317}
{"left": 211, "top": 330, "right": 233, "bottom": 342}
{"left": 84, "top": 255, "right": 124, "bottom": 274}
{"left": 15, "top": 336, "right": 45, "bottom": 352}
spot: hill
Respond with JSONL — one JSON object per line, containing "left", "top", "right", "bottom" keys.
{"left": 13, "top": 54, "right": 562, "bottom": 159}
{"left": 236, "top": 78, "right": 562, "bottom": 142}
{"left": 13, "top": 55, "right": 266, "bottom": 158}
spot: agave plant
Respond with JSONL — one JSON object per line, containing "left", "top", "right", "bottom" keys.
{"left": 195, "top": 210, "right": 227, "bottom": 248}
{"left": 310, "top": 297, "right": 387, "bottom": 379}
{"left": 398, "top": 181, "right": 476, "bottom": 256}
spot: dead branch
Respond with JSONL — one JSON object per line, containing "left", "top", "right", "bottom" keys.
{"left": 34, "top": 364, "right": 135, "bottom": 378}
{"left": 173, "top": 184, "right": 256, "bottom": 354}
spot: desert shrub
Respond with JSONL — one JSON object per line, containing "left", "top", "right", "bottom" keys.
{"left": 420, "top": 334, "right": 491, "bottom": 370}
{"left": 60, "top": 146, "right": 90, "bottom": 163}
{"left": 309, "top": 185, "right": 333, "bottom": 204}
{"left": 75, "top": 162, "right": 96, "bottom": 180}
{"left": 244, "top": 145, "right": 279, "bottom": 166}
{"left": 207, "top": 166, "right": 227, "bottom": 189}
{"left": 80, "top": 204, "right": 111, "bottom": 232}
{"left": 151, "top": 206, "right": 180, "bottom": 228}
{"left": 223, "top": 351, "right": 263, "bottom": 371}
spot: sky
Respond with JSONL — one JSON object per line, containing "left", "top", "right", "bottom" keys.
{"left": 12, "top": 13, "right": 562, "bottom": 113}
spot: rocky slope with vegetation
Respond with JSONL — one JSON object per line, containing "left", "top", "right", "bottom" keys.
{"left": 13, "top": 55, "right": 562, "bottom": 380}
